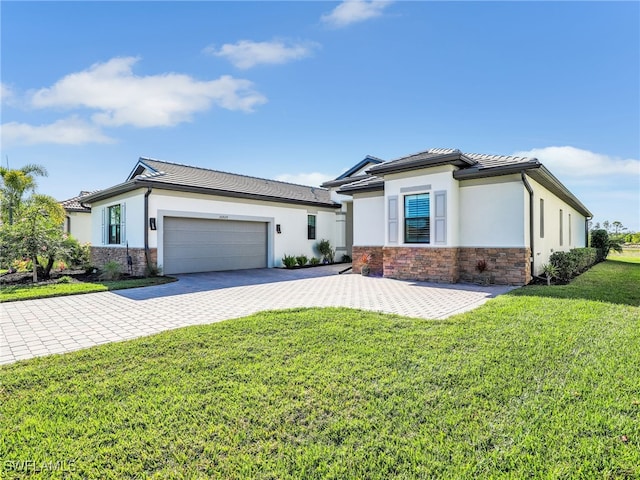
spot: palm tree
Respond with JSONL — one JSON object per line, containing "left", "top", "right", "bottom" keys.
{"left": 0, "top": 164, "right": 48, "bottom": 225}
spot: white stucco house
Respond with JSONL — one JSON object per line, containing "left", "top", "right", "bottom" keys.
{"left": 323, "top": 148, "right": 592, "bottom": 285}
{"left": 60, "top": 191, "right": 93, "bottom": 244}
{"left": 82, "top": 158, "right": 343, "bottom": 275}
{"left": 83, "top": 149, "right": 591, "bottom": 285}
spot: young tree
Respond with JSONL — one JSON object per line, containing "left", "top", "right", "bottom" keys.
{"left": 0, "top": 164, "right": 48, "bottom": 225}
{"left": 0, "top": 194, "right": 67, "bottom": 282}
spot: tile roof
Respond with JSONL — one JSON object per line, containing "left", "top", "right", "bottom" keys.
{"left": 137, "top": 158, "right": 336, "bottom": 206}
{"left": 84, "top": 158, "right": 338, "bottom": 208}
{"left": 60, "top": 191, "right": 93, "bottom": 212}
{"left": 337, "top": 147, "right": 591, "bottom": 217}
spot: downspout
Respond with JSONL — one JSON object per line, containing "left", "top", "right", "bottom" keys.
{"left": 521, "top": 171, "right": 535, "bottom": 282}
{"left": 144, "top": 187, "right": 152, "bottom": 270}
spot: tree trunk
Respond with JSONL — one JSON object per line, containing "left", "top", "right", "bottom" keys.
{"left": 44, "top": 255, "right": 55, "bottom": 279}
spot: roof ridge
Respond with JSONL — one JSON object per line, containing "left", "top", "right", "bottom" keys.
{"left": 139, "top": 157, "right": 329, "bottom": 190}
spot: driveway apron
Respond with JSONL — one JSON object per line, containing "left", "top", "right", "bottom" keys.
{"left": 1, "top": 266, "right": 514, "bottom": 364}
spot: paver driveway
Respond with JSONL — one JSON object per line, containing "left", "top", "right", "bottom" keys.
{"left": 1, "top": 265, "right": 514, "bottom": 365}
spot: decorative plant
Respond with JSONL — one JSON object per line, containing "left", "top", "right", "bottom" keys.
{"left": 296, "top": 255, "right": 308, "bottom": 267}
{"left": 309, "top": 257, "right": 321, "bottom": 266}
{"left": 99, "top": 261, "right": 122, "bottom": 281}
{"left": 282, "top": 254, "right": 298, "bottom": 269}
{"left": 316, "top": 239, "right": 335, "bottom": 264}
{"left": 476, "top": 259, "right": 488, "bottom": 273}
{"left": 341, "top": 254, "right": 352, "bottom": 263}
{"left": 360, "top": 252, "right": 372, "bottom": 276}
{"left": 541, "top": 263, "right": 558, "bottom": 286}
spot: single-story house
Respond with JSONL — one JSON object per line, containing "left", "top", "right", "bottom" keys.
{"left": 82, "top": 158, "right": 343, "bottom": 275}
{"left": 60, "top": 191, "right": 93, "bottom": 244}
{"left": 323, "top": 148, "right": 592, "bottom": 285}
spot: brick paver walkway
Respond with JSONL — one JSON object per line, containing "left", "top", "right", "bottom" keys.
{"left": 1, "top": 266, "right": 514, "bottom": 364}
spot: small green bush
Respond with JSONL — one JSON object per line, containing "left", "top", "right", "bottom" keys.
{"left": 309, "top": 257, "right": 320, "bottom": 266}
{"left": 295, "top": 255, "right": 308, "bottom": 267}
{"left": 100, "top": 261, "right": 122, "bottom": 281}
{"left": 145, "top": 263, "right": 162, "bottom": 277}
{"left": 341, "top": 254, "right": 352, "bottom": 263}
{"left": 282, "top": 255, "right": 298, "bottom": 269}
{"left": 57, "top": 275, "right": 74, "bottom": 284}
{"left": 549, "top": 248, "right": 598, "bottom": 283}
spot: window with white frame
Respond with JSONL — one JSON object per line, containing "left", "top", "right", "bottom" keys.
{"left": 404, "top": 193, "right": 430, "bottom": 243}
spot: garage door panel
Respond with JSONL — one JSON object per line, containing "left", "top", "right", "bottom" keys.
{"left": 163, "top": 217, "right": 267, "bottom": 274}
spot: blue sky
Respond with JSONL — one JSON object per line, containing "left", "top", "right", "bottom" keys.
{"left": 2, "top": 1, "right": 639, "bottom": 231}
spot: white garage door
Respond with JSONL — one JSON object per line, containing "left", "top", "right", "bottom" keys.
{"left": 163, "top": 217, "right": 267, "bottom": 274}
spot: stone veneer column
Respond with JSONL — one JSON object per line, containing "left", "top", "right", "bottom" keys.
{"left": 457, "top": 247, "right": 530, "bottom": 285}
{"left": 383, "top": 247, "right": 460, "bottom": 283}
{"left": 90, "top": 247, "right": 158, "bottom": 277}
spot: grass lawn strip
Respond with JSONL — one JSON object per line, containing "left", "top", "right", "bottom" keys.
{"left": 0, "top": 276, "right": 175, "bottom": 302}
{"left": 0, "top": 259, "right": 638, "bottom": 478}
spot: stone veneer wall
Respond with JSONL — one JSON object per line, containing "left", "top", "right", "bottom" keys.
{"left": 351, "top": 246, "right": 384, "bottom": 276}
{"left": 91, "top": 247, "right": 158, "bottom": 277}
{"left": 383, "top": 247, "right": 460, "bottom": 283}
{"left": 458, "top": 247, "right": 530, "bottom": 285}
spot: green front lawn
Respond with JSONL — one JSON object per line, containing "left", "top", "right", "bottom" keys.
{"left": 0, "top": 276, "right": 175, "bottom": 302}
{"left": 1, "top": 260, "right": 638, "bottom": 478}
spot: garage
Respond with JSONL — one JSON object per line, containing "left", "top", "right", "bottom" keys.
{"left": 163, "top": 217, "right": 268, "bottom": 274}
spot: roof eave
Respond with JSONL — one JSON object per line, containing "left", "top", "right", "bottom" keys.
{"left": 337, "top": 182, "right": 385, "bottom": 195}
{"left": 453, "top": 160, "right": 542, "bottom": 180}
{"left": 321, "top": 174, "right": 371, "bottom": 188}
{"left": 368, "top": 153, "right": 477, "bottom": 176}
{"left": 83, "top": 178, "right": 340, "bottom": 209}
{"left": 529, "top": 166, "right": 593, "bottom": 218}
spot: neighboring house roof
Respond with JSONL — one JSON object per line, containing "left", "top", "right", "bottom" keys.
{"left": 83, "top": 158, "right": 340, "bottom": 209}
{"left": 338, "top": 148, "right": 592, "bottom": 217}
{"left": 60, "top": 191, "right": 93, "bottom": 212}
{"left": 321, "top": 155, "right": 385, "bottom": 189}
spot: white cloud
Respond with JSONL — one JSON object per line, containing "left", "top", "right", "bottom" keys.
{"left": 513, "top": 146, "right": 640, "bottom": 178}
{"left": 1, "top": 83, "right": 14, "bottom": 104}
{"left": 321, "top": 0, "right": 393, "bottom": 28}
{"left": 29, "top": 57, "right": 267, "bottom": 128}
{"left": 275, "top": 172, "right": 334, "bottom": 187}
{"left": 1, "top": 116, "right": 114, "bottom": 146}
{"left": 205, "top": 39, "right": 320, "bottom": 70}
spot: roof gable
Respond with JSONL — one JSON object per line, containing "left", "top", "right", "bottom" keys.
{"left": 60, "top": 191, "right": 93, "bottom": 212}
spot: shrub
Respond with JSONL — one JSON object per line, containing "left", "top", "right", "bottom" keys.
{"left": 145, "top": 263, "right": 162, "bottom": 277}
{"left": 309, "top": 257, "right": 320, "bottom": 266}
{"left": 57, "top": 275, "right": 73, "bottom": 284}
{"left": 99, "top": 261, "right": 122, "bottom": 281}
{"left": 549, "top": 251, "right": 577, "bottom": 283}
{"left": 591, "top": 229, "right": 622, "bottom": 262}
{"left": 341, "top": 254, "right": 352, "bottom": 263}
{"left": 549, "top": 248, "right": 598, "bottom": 283}
{"left": 282, "top": 255, "right": 298, "bottom": 269}
{"left": 541, "top": 263, "right": 559, "bottom": 286}
{"left": 65, "top": 240, "right": 91, "bottom": 270}
{"left": 316, "top": 239, "right": 335, "bottom": 264}
{"left": 295, "top": 255, "right": 308, "bottom": 267}
{"left": 571, "top": 248, "right": 597, "bottom": 273}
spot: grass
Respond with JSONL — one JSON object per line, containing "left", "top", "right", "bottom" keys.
{"left": 0, "top": 276, "right": 175, "bottom": 303}
{"left": 1, "top": 261, "right": 638, "bottom": 478}
{"left": 609, "top": 246, "right": 640, "bottom": 264}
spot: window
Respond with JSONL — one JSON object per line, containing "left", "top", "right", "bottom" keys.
{"left": 559, "top": 209, "right": 563, "bottom": 246}
{"left": 307, "top": 215, "right": 316, "bottom": 240}
{"left": 108, "top": 204, "right": 121, "bottom": 244}
{"left": 539, "top": 199, "right": 545, "bottom": 238}
{"left": 404, "top": 193, "right": 430, "bottom": 243}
